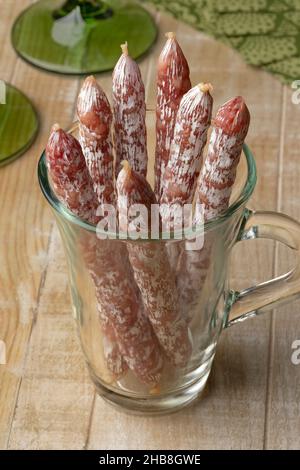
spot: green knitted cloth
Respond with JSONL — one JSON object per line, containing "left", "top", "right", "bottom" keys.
{"left": 147, "top": 0, "right": 300, "bottom": 84}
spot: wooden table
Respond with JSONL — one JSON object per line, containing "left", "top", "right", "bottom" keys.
{"left": 1, "top": 0, "right": 300, "bottom": 450}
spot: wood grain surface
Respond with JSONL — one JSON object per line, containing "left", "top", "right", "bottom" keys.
{"left": 0, "top": 0, "right": 300, "bottom": 450}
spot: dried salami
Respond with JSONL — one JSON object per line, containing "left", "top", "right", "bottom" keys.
{"left": 77, "top": 76, "right": 115, "bottom": 206}
{"left": 46, "top": 126, "right": 125, "bottom": 377}
{"left": 178, "top": 97, "right": 250, "bottom": 318}
{"left": 117, "top": 162, "right": 192, "bottom": 367}
{"left": 154, "top": 32, "right": 191, "bottom": 199}
{"left": 112, "top": 42, "right": 148, "bottom": 178}
{"left": 160, "top": 83, "right": 213, "bottom": 228}
{"left": 46, "top": 126, "right": 163, "bottom": 384}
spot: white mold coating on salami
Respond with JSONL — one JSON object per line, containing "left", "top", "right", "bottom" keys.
{"left": 46, "top": 127, "right": 126, "bottom": 378}
{"left": 117, "top": 163, "right": 192, "bottom": 367}
{"left": 79, "top": 124, "right": 115, "bottom": 206}
{"left": 92, "top": 240, "right": 164, "bottom": 384}
{"left": 160, "top": 83, "right": 213, "bottom": 229}
{"left": 46, "top": 126, "right": 163, "bottom": 384}
{"left": 112, "top": 43, "right": 148, "bottom": 178}
{"left": 77, "top": 76, "right": 115, "bottom": 206}
{"left": 177, "top": 96, "right": 250, "bottom": 320}
{"left": 77, "top": 77, "right": 162, "bottom": 384}
{"left": 154, "top": 32, "right": 191, "bottom": 198}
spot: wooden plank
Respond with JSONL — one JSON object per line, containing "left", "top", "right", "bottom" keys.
{"left": 87, "top": 15, "right": 283, "bottom": 449}
{"left": 0, "top": 0, "right": 31, "bottom": 82}
{"left": 0, "top": 0, "right": 82, "bottom": 447}
{"left": 6, "top": 226, "right": 95, "bottom": 450}
{"left": 264, "top": 86, "right": 300, "bottom": 449}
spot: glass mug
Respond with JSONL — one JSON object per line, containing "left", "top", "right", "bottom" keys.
{"left": 38, "top": 122, "right": 300, "bottom": 415}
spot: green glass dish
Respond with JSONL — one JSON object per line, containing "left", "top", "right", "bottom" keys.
{"left": 11, "top": 0, "right": 157, "bottom": 75}
{"left": 0, "top": 83, "right": 38, "bottom": 167}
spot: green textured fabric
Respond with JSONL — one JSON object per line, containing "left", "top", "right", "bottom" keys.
{"left": 146, "top": 0, "right": 300, "bottom": 84}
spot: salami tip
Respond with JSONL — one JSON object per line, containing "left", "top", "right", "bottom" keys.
{"left": 214, "top": 96, "right": 250, "bottom": 137}
{"left": 77, "top": 75, "right": 112, "bottom": 137}
{"left": 120, "top": 41, "right": 129, "bottom": 56}
{"left": 198, "top": 82, "right": 213, "bottom": 94}
{"left": 83, "top": 75, "right": 97, "bottom": 87}
{"left": 165, "top": 31, "right": 176, "bottom": 40}
{"left": 121, "top": 159, "right": 132, "bottom": 175}
{"left": 51, "top": 123, "right": 60, "bottom": 133}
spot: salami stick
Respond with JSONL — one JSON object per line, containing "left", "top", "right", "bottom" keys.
{"left": 46, "top": 125, "right": 99, "bottom": 224}
{"left": 92, "top": 239, "right": 163, "bottom": 385}
{"left": 155, "top": 32, "right": 191, "bottom": 198}
{"left": 46, "top": 127, "right": 163, "bottom": 385}
{"left": 178, "top": 97, "right": 250, "bottom": 317}
{"left": 46, "top": 126, "right": 127, "bottom": 378}
{"left": 117, "top": 162, "right": 192, "bottom": 367}
{"left": 160, "top": 83, "right": 213, "bottom": 230}
{"left": 76, "top": 76, "right": 129, "bottom": 375}
{"left": 112, "top": 42, "right": 148, "bottom": 178}
{"left": 159, "top": 83, "right": 212, "bottom": 273}
{"left": 194, "top": 96, "right": 250, "bottom": 221}
{"left": 77, "top": 79, "right": 164, "bottom": 384}
{"left": 77, "top": 76, "right": 115, "bottom": 205}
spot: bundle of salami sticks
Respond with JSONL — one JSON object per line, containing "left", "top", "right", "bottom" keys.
{"left": 46, "top": 34, "right": 250, "bottom": 387}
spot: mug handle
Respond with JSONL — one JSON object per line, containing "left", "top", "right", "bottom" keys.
{"left": 225, "top": 209, "right": 300, "bottom": 327}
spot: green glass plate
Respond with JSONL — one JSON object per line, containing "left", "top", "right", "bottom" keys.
{"left": 0, "top": 83, "right": 39, "bottom": 167}
{"left": 11, "top": 0, "right": 157, "bottom": 75}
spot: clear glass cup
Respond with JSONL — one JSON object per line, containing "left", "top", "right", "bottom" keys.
{"left": 38, "top": 124, "right": 300, "bottom": 415}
